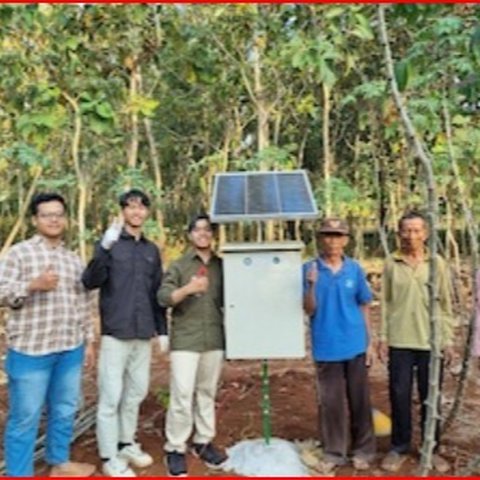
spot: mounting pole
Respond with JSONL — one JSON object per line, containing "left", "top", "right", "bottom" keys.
{"left": 261, "top": 359, "right": 272, "bottom": 445}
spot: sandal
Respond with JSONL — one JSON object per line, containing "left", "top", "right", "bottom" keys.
{"left": 381, "top": 451, "right": 407, "bottom": 472}
{"left": 432, "top": 454, "right": 450, "bottom": 473}
{"left": 318, "top": 460, "right": 337, "bottom": 474}
{"left": 352, "top": 456, "right": 370, "bottom": 470}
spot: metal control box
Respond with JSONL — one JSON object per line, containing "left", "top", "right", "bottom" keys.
{"left": 221, "top": 242, "right": 305, "bottom": 359}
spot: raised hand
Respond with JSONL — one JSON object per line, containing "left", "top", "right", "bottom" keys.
{"left": 101, "top": 217, "right": 123, "bottom": 250}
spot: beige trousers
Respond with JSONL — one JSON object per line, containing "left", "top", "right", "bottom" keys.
{"left": 165, "top": 350, "right": 224, "bottom": 453}
{"left": 96, "top": 335, "right": 152, "bottom": 459}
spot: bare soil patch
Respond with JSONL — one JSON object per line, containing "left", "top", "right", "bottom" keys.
{"left": 1, "top": 300, "right": 480, "bottom": 476}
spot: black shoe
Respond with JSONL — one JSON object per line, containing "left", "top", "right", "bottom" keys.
{"left": 164, "top": 451, "right": 187, "bottom": 477}
{"left": 192, "top": 443, "right": 227, "bottom": 469}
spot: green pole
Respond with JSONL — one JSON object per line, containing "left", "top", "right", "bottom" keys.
{"left": 261, "top": 359, "right": 272, "bottom": 445}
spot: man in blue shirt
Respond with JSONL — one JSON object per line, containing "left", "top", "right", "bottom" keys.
{"left": 303, "top": 217, "right": 375, "bottom": 472}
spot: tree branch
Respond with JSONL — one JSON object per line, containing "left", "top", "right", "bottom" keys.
{"left": 441, "top": 93, "right": 479, "bottom": 432}
{"left": 378, "top": 5, "right": 441, "bottom": 475}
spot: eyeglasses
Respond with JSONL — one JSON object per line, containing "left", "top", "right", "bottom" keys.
{"left": 192, "top": 226, "right": 213, "bottom": 233}
{"left": 37, "top": 212, "right": 66, "bottom": 220}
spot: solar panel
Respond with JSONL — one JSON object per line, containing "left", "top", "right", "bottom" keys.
{"left": 210, "top": 170, "right": 318, "bottom": 222}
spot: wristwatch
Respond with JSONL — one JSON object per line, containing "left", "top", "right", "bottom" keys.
{"left": 9, "top": 296, "right": 26, "bottom": 309}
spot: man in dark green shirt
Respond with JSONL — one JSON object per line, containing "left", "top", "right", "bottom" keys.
{"left": 158, "top": 214, "right": 226, "bottom": 477}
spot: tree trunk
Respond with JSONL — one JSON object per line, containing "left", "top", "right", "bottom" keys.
{"left": 143, "top": 115, "right": 166, "bottom": 248}
{"left": 253, "top": 22, "right": 273, "bottom": 241}
{"left": 254, "top": 40, "right": 269, "bottom": 154}
{"left": 445, "top": 199, "right": 461, "bottom": 276}
{"left": 322, "top": 83, "right": 332, "bottom": 216}
{"left": 127, "top": 64, "right": 140, "bottom": 170}
{"left": 0, "top": 167, "right": 42, "bottom": 257}
{"left": 371, "top": 106, "right": 390, "bottom": 256}
{"left": 441, "top": 94, "right": 479, "bottom": 432}
{"left": 62, "top": 92, "right": 87, "bottom": 262}
{"left": 298, "top": 130, "right": 308, "bottom": 168}
{"left": 77, "top": 182, "right": 88, "bottom": 262}
{"left": 378, "top": 6, "right": 440, "bottom": 474}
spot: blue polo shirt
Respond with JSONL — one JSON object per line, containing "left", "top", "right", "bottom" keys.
{"left": 302, "top": 256, "right": 372, "bottom": 362}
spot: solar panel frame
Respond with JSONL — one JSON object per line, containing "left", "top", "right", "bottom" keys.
{"left": 210, "top": 170, "right": 318, "bottom": 222}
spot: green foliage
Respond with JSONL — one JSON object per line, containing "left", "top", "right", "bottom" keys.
{"left": 394, "top": 60, "right": 410, "bottom": 92}
{"left": 130, "top": 94, "right": 159, "bottom": 117}
{"left": 470, "top": 26, "right": 480, "bottom": 65}
{"left": 109, "top": 167, "right": 162, "bottom": 208}
{"left": 143, "top": 218, "right": 163, "bottom": 240}
{"left": 2, "top": 143, "right": 50, "bottom": 169}
{"left": 17, "top": 106, "right": 67, "bottom": 132}
{"left": 239, "top": 145, "right": 297, "bottom": 171}
{"left": 154, "top": 387, "right": 170, "bottom": 410}
{"left": 315, "top": 177, "right": 374, "bottom": 219}
{"left": 1, "top": 4, "right": 480, "bottom": 251}
{"left": 38, "top": 174, "right": 76, "bottom": 190}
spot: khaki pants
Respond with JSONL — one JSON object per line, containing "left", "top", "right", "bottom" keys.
{"left": 165, "top": 350, "right": 224, "bottom": 453}
{"left": 96, "top": 335, "right": 152, "bottom": 459}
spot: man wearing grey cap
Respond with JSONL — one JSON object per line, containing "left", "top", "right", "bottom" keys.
{"left": 303, "top": 217, "right": 376, "bottom": 472}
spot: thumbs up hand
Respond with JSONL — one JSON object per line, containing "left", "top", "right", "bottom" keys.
{"left": 188, "top": 274, "right": 209, "bottom": 296}
{"left": 187, "top": 264, "right": 208, "bottom": 297}
{"left": 306, "top": 261, "right": 318, "bottom": 285}
{"left": 28, "top": 265, "right": 60, "bottom": 293}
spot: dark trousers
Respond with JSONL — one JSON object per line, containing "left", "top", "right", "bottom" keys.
{"left": 388, "top": 348, "right": 443, "bottom": 453}
{"left": 316, "top": 353, "right": 376, "bottom": 464}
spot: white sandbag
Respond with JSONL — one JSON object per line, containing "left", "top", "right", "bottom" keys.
{"left": 223, "top": 438, "right": 310, "bottom": 477}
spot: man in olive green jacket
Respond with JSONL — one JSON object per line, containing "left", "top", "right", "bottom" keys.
{"left": 378, "top": 211, "right": 454, "bottom": 474}
{"left": 158, "top": 214, "right": 226, "bottom": 477}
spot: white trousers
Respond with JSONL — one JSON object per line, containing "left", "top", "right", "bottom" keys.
{"left": 165, "top": 350, "right": 224, "bottom": 453}
{"left": 96, "top": 335, "right": 152, "bottom": 459}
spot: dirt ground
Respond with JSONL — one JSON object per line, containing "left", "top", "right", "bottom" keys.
{"left": 1, "top": 299, "right": 480, "bottom": 477}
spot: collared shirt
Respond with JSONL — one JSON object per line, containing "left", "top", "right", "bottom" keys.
{"left": 302, "top": 256, "right": 372, "bottom": 362}
{"left": 158, "top": 249, "right": 224, "bottom": 352}
{"left": 82, "top": 230, "right": 166, "bottom": 339}
{"left": 0, "top": 235, "right": 94, "bottom": 355}
{"left": 380, "top": 250, "right": 454, "bottom": 349}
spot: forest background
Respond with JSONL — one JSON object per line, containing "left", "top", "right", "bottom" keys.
{"left": 2, "top": 5, "right": 480, "bottom": 475}
{"left": 1, "top": 3, "right": 479, "bottom": 263}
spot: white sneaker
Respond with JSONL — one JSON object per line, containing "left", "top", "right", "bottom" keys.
{"left": 102, "top": 456, "right": 136, "bottom": 477}
{"left": 119, "top": 443, "right": 154, "bottom": 468}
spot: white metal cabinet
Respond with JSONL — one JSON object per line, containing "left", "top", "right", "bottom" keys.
{"left": 221, "top": 242, "right": 305, "bottom": 359}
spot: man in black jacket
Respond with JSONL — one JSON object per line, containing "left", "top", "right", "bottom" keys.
{"left": 82, "top": 189, "right": 167, "bottom": 477}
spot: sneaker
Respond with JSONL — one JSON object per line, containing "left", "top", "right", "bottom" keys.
{"left": 164, "top": 451, "right": 187, "bottom": 477}
{"left": 119, "top": 443, "right": 154, "bottom": 468}
{"left": 192, "top": 443, "right": 227, "bottom": 469}
{"left": 381, "top": 451, "right": 407, "bottom": 473}
{"left": 102, "top": 457, "right": 136, "bottom": 477}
